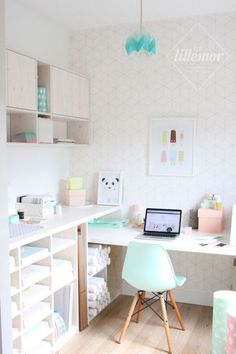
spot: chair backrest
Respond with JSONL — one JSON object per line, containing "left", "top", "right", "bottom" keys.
{"left": 122, "top": 240, "right": 179, "bottom": 292}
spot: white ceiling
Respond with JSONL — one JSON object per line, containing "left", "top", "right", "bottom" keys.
{"left": 14, "top": 0, "right": 236, "bottom": 31}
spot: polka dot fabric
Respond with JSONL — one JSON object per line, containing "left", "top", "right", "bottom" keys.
{"left": 227, "top": 306, "right": 236, "bottom": 354}
{"left": 212, "top": 291, "right": 236, "bottom": 354}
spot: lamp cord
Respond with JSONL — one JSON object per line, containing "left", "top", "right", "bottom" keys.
{"left": 140, "top": 0, "right": 143, "bottom": 30}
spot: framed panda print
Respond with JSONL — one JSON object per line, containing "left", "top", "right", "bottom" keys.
{"left": 97, "top": 171, "right": 123, "bottom": 206}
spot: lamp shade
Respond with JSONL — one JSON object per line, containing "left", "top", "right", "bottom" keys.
{"left": 125, "top": 33, "right": 156, "bottom": 55}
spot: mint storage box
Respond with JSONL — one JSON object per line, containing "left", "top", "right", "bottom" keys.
{"left": 198, "top": 208, "right": 223, "bottom": 233}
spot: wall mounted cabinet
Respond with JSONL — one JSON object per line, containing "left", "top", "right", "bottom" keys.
{"left": 6, "top": 50, "right": 90, "bottom": 146}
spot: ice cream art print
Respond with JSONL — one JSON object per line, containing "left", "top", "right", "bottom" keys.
{"left": 149, "top": 118, "right": 195, "bottom": 176}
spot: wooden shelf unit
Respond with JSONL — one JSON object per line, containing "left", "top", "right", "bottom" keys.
{"left": 10, "top": 228, "right": 78, "bottom": 354}
{"left": 6, "top": 49, "right": 90, "bottom": 146}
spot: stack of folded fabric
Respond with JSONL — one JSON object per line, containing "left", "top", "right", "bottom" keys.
{"left": 88, "top": 277, "right": 111, "bottom": 320}
{"left": 53, "top": 258, "right": 74, "bottom": 290}
{"left": 87, "top": 244, "right": 111, "bottom": 276}
{"left": 12, "top": 131, "right": 37, "bottom": 143}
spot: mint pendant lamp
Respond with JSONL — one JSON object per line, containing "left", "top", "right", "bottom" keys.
{"left": 125, "top": 0, "right": 157, "bottom": 55}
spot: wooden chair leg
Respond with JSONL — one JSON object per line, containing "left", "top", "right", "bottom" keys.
{"left": 168, "top": 290, "right": 185, "bottom": 331}
{"left": 160, "top": 294, "right": 173, "bottom": 354}
{"left": 136, "top": 291, "right": 145, "bottom": 323}
{"left": 117, "top": 292, "right": 139, "bottom": 344}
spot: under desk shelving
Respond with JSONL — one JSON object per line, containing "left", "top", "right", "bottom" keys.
{"left": 87, "top": 243, "right": 111, "bottom": 322}
{"left": 9, "top": 225, "right": 78, "bottom": 354}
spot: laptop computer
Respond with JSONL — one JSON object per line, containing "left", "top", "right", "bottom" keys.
{"left": 140, "top": 208, "right": 182, "bottom": 238}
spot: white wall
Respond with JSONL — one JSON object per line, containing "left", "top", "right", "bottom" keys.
{"left": 5, "top": 0, "right": 69, "bottom": 68}
{"left": 0, "top": 0, "right": 13, "bottom": 352}
{"left": 5, "top": 0, "right": 71, "bottom": 210}
{"left": 69, "top": 12, "right": 236, "bottom": 305}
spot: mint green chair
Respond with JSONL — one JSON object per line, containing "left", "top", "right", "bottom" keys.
{"left": 117, "top": 240, "right": 186, "bottom": 354}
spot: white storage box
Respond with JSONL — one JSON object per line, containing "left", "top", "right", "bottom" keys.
{"left": 37, "top": 118, "right": 53, "bottom": 144}
{"left": 16, "top": 202, "right": 55, "bottom": 217}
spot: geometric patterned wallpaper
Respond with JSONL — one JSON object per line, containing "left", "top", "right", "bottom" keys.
{"left": 69, "top": 12, "right": 236, "bottom": 304}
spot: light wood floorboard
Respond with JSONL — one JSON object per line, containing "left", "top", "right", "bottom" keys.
{"left": 60, "top": 295, "right": 212, "bottom": 354}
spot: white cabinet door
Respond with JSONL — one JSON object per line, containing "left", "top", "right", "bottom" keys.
{"left": 7, "top": 50, "right": 37, "bottom": 110}
{"left": 51, "top": 66, "right": 89, "bottom": 119}
{"left": 51, "top": 66, "right": 65, "bottom": 116}
{"left": 76, "top": 75, "right": 90, "bottom": 119}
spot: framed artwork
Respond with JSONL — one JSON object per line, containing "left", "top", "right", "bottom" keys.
{"left": 97, "top": 171, "right": 123, "bottom": 205}
{"left": 149, "top": 118, "right": 195, "bottom": 176}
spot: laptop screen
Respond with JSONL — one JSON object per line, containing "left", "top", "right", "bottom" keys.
{"left": 144, "top": 208, "right": 182, "bottom": 236}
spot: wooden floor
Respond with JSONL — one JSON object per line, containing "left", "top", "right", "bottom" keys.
{"left": 60, "top": 295, "right": 212, "bottom": 354}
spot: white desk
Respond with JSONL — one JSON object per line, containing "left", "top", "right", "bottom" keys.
{"left": 88, "top": 226, "right": 236, "bottom": 256}
{"left": 88, "top": 226, "right": 236, "bottom": 306}
{"left": 9, "top": 204, "right": 120, "bottom": 249}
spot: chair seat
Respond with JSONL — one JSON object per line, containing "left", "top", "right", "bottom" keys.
{"left": 176, "top": 275, "right": 186, "bottom": 287}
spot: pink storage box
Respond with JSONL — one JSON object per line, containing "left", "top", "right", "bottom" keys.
{"left": 198, "top": 208, "right": 223, "bottom": 233}
{"left": 65, "top": 189, "right": 86, "bottom": 206}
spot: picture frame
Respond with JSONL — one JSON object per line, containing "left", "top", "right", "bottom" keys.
{"left": 97, "top": 171, "right": 123, "bottom": 205}
{"left": 149, "top": 118, "right": 195, "bottom": 176}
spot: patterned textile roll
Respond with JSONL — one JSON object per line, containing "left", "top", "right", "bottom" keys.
{"left": 227, "top": 305, "right": 236, "bottom": 354}
{"left": 212, "top": 291, "right": 236, "bottom": 354}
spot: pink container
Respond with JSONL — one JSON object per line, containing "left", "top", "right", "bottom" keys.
{"left": 198, "top": 208, "right": 223, "bottom": 233}
{"left": 65, "top": 189, "right": 86, "bottom": 206}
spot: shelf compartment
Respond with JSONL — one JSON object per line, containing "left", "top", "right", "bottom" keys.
{"left": 22, "top": 300, "right": 52, "bottom": 331}
{"left": 10, "top": 248, "right": 19, "bottom": 272}
{"left": 22, "top": 283, "right": 51, "bottom": 310}
{"left": 11, "top": 294, "right": 20, "bottom": 318}
{"left": 22, "top": 320, "right": 52, "bottom": 353}
{"left": 7, "top": 111, "right": 37, "bottom": 143}
{"left": 12, "top": 316, "right": 22, "bottom": 340}
{"left": 38, "top": 62, "right": 51, "bottom": 114}
{"left": 54, "top": 283, "right": 77, "bottom": 339}
{"left": 54, "top": 327, "right": 77, "bottom": 352}
{"left": 53, "top": 118, "right": 90, "bottom": 145}
{"left": 52, "top": 238, "right": 76, "bottom": 254}
{"left": 21, "top": 263, "right": 51, "bottom": 288}
{"left": 21, "top": 245, "right": 50, "bottom": 267}
{"left": 11, "top": 272, "right": 20, "bottom": 296}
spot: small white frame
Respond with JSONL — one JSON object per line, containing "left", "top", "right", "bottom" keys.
{"left": 97, "top": 171, "right": 123, "bottom": 206}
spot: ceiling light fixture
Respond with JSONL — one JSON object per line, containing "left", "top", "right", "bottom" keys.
{"left": 125, "top": 0, "right": 156, "bottom": 56}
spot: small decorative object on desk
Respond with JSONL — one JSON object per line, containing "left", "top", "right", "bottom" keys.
{"left": 131, "top": 204, "right": 143, "bottom": 227}
{"left": 189, "top": 209, "right": 198, "bottom": 229}
{"left": 198, "top": 193, "right": 223, "bottom": 233}
{"left": 201, "top": 193, "right": 222, "bottom": 210}
{"left": 97, "top": 171, "right": 123, "bottom": 206}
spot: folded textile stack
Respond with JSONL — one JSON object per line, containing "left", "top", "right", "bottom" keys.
{"left": 12, "top": 131, "right": 37, "bottom": 143}
{"left": 87, "top": 244, "right": 111, "bottom": 276}
{"left": 53, "top": 258, "right": 74, "bottom": 290}
{"left": 22, "top": 284, "right": 50, "bottom": 308}
{"left": 21, "top": 264, "right": 50, "bottom": 288}
{"left": 22, "top": 302, "right": 51, "bottom": 329}
{"left": 88, "top": 277, "right": 111, "bottom": 320}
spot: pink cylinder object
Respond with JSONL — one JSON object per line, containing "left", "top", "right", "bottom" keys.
{"left": 227, "top": 306, "right": 236, "bottom": 354}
